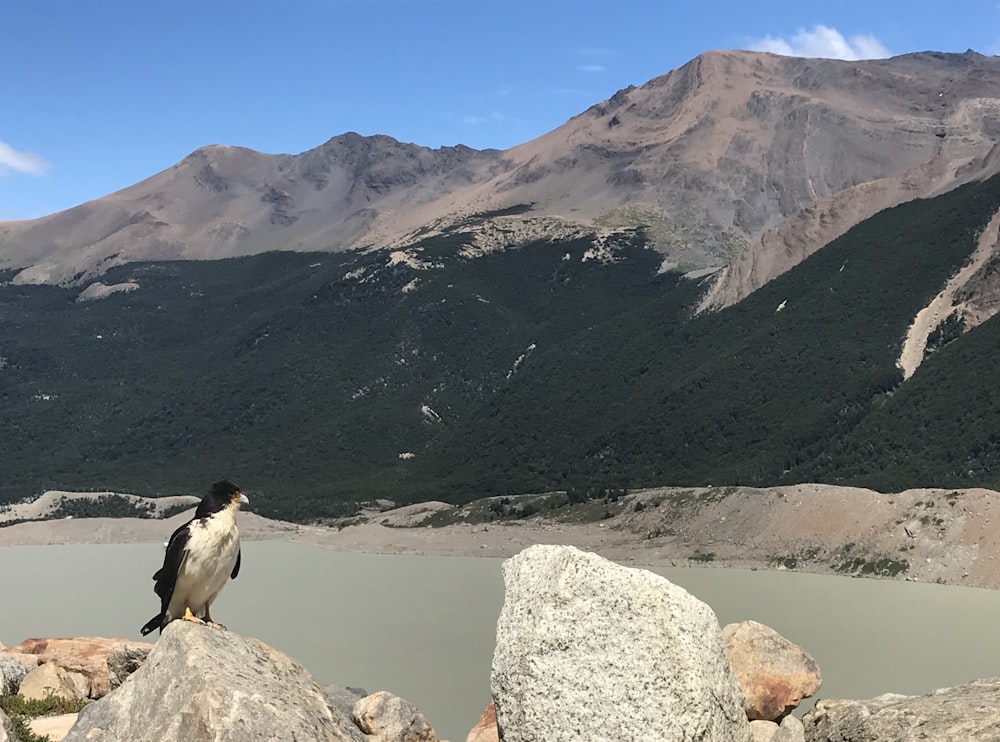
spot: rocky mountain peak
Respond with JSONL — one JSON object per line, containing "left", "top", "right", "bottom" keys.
{"left": 4, "top": 50, "right": 1000, "bottom": 290}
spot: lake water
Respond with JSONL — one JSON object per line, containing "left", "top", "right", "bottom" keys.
{"left": 3, "top": 540, "right": 1000, "bottom": 741}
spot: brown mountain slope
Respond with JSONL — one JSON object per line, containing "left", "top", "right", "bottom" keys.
{"left": 2, "top": 49, "right": 1000, "bottom": 286}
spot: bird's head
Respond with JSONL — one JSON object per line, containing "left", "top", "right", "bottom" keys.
{"left": 196, "top": 480, "right": 249, "bottom": 518}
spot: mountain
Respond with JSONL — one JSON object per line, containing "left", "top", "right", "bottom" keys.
{"left": 5, "top": 50, "right": 1000, "bottom": 519}
{"left": 2, "top": 169, "right": 1000, "bottom": 519}
{"left": 3, "top": 50, "right": 1000, "bottom": 294}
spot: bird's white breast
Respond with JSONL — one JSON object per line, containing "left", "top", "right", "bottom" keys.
{"left": 170, "top": 507, "right": 241, "bottom": 615}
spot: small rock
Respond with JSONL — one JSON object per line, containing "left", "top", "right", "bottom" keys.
{"left": 803, "top": 679, "right": 1000, "bottom": 740}
{"left": 5, "top": 637, "right": 152, "bottom": 699}
{"left": 325, "top": 684, "right": 368, "bottom": 718}
{"left": 465, "top": 700, "right": 498, "bottom": 742}
{"left": 723, "top": 620, "right": 822, "bottom": 721}
{"left": 0, "top": 657, "right": 27, "bottom": 696}
{"left": 1, "top": 653, "right": 39, "bottom": 673}
{"left": 352, "top": 690, "right": 439, "bottom": 742}
{"left": 19, "top": 662, "right": 89, "bottom": 702}
{"left": 28, "top": 712, "right": 79, "bottom": 742}
{"left": 773, "top": 714, "right": 804, "bottom": 742}
{"left": 750, "top": 719, "right": 778, "bottom": 742}
{"left": 0, "top": 709, "right": 17, "bottom": 742}
{"left": 106, "top": 644, "right": 152, "bottom": 691}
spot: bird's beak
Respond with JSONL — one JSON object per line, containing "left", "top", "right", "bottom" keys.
{"left": 234, "top": 492, "right": 249, "bottom": 506}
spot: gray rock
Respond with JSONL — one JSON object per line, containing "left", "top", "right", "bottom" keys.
{"left": 0, "top": 709, "right": 16, "bottom": 742}
{"left": 324, "top": 684, "right": 368, "bottom": 718}
{"left": 491, "top": 544, "right": 752, "bottom": 742}
{"left": 750, "top": 719, "right": 778, "bottom": 741}
{"left": 723, "top": 620, "right": 822, "bottom": 720}
{"left": 0, "top": 657, "right": 27, "bottom": 696}
{"left": 19, "top": 662, "right": 90, "bottom": 702}
{"left": 774, "top": 714, "right": 804, "bottom": 742}
{"left": 352, "top": 690, "right": 439, "bottom": 742}
{"left": 29, "top": 713, "right": 79, "bottom": 741}
{"left": 106, "top": 643, "right": 151, "bottom": 691}
{"left": 5, "top": 637, "right": 152, "bottom": 699}
{"left": 63, "top": 621, "right": 367, "bottom": 742}
{"left": 803, "top": 678, "right": 1000, "bottom": 741}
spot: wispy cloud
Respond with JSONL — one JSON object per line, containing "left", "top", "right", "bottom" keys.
{"left": 749, "top": 25, "right": 890, "bottom": 60}
{"left": 577, "top": 64, "right": 606, "bottom": 73}
{"left": 464, "top": 112, "right": 505, "bottom": 126}
{"left": 0, "top": 140, "right": 50, "bottom": 176}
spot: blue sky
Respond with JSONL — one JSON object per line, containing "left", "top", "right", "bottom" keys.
{"left": 2, "top": 0, "right": 998, "bottom": 220}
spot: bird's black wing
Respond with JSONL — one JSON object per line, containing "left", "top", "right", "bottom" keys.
{"left": 153, "top": 518, "right": 193, "bottom": 605}
{"left": 231, "top": 548, "right": 241, "bottom": 579}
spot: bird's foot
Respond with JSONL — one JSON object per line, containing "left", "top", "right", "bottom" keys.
{"left": 182, "top": 607, "right": 206, "bottom": 624}
{"left": 205, "top": 621, "right": 227, "bottom": 630}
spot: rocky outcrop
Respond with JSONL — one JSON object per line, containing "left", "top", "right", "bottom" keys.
{"left": 723, "top": 620, "right": 822, "bottom": 721}
{"left": 4, "top": 637, "right": 151, "bottom": 699}
{"left": 803, "top": 678, "right": 1000, "bottom": 740}
{"left": 63, "top": 621, "right": 367, "bottom": 742}
{"left": 352, "top": 690, "right": 440, "bottom": 742}
{"left": 491, "top": 544, "right": 752, "bottom": 742}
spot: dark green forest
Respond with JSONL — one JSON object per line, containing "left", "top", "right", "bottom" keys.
{"left": 3, "top": 174, "right": 1000, "bottom": 521}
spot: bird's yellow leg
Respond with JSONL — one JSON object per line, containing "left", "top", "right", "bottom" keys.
{"left": 182, "top": 607, "right": 205, "bottom": 624}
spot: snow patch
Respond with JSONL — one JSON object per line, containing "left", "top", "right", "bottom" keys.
{"left": 506, "top": 342, "right": 537, "bottom": 380}
{"left": 421, "top": 404, "right": 442, "bottom": 423}
{"left": 76, "top": 281, "right": 140, "bottom": 302}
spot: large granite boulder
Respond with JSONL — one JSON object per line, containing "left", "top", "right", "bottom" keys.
{"left": 63, "top": 621, "right": 367, "bottom": 742}
{"left": 491, "top": 544, "right": 752, "bottom": 742}
{"left": 352, "top": 690, "right": 439, "bottom": 742}
{"left": 803, "top": 678, "right": 1000, "bottom": 740}
{"left": 4, "top": 637, "right": 151, "bottom": 699}
{"left": 723, "top": 620, "right": 822, "bottom": 721}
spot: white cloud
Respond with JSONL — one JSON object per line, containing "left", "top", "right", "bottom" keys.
{"left": 577, "top": 64, "right": 606, "bottom": 73}
{"left": 463, "top": 112, "right": 504, "bottom": 126}
{"left": 749, "top": 25, "right": 890, "bottom": 60}
{"left": 0, "top": 140, "right": 50, "bottom": 176}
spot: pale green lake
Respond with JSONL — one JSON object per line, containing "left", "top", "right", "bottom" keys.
{"left": 3, "top": 540, "right": 1000, "bottom": 741}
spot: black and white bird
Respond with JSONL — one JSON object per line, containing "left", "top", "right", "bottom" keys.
{"left": 140, "top": 480, "right": 248, "bottom": 636}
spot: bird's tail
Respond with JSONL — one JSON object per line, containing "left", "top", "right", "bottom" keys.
{"left": 140, "top": 613, "right": 164, "bottom": 636}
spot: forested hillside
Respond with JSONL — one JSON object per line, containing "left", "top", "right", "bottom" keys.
{"left": 2, "top": 175, "right": 1000, "bottom": 520}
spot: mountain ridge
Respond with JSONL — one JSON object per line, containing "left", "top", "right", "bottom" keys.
{"left": 4, "top": 49, "right": 1000, "bottom": 300}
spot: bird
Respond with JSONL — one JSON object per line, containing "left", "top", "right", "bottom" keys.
{"left": 140, "top": 480, "right": 249, "bottom": 636}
